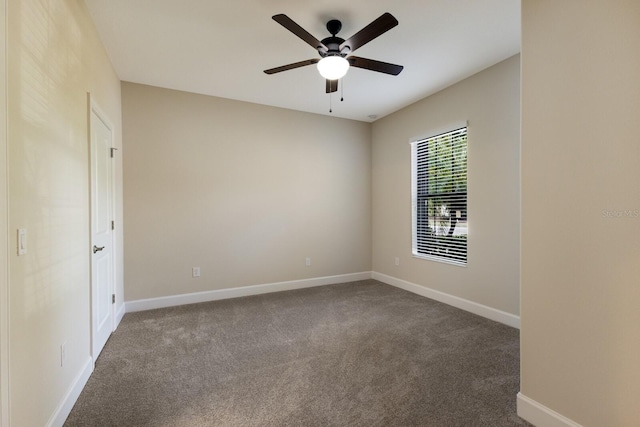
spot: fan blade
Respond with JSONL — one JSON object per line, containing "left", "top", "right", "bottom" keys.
{"left": 273, "top": 14, "right": 328, "bottom": 53}
{"left": 264, "top": 59, "right": 319, "bottom": 75}
{"left": 348, "top": 56, "right": 403, "bottom": 75}
{"left": 326, "top": 79, "right": 338, "bottom": 93}
{"left": 339, "top": 13, "right": 398, "bottom": 53}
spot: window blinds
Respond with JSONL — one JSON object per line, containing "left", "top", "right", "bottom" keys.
{"left": 412, "top": 127, "right": 468, "bottom": 265}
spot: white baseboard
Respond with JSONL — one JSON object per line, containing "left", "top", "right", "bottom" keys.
{"left": 125, "top": 272, "right": 521, "bottom": 329}
{"left": 517, "top": 392, "right": 583, "bottom": 427}
{"left": 125, "top": 272, "right": 373, "bottom": 313}
{"left": 372, "top": 272, "right": 520, "bottom": 329}
{"left": 46, "top": 357, "right": 93, "bottom": 427}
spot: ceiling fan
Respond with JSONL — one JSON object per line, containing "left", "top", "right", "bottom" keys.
{"left": 264, "top": 13, "right": 404, "bottom": 94}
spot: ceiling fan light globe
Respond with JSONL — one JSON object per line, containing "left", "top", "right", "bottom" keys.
{"left": 317, "top": 56, "right": 349, "bottom": 80}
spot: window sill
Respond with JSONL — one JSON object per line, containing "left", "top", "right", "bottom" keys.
{"left": 411, "top": 253, "right": 467, "bottom": 268}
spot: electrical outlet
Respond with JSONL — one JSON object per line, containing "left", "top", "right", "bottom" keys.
{"left": 60, "top": 342, "right": 67, "bottom": 367}
{"left": 305, "top": 257, "right": 311, "bottom": 267}
{"left": 395, "top": 257, "right": 400, "bottom": 266}
{"left": 192, "top": 267, "right": 200, "bottom": 278}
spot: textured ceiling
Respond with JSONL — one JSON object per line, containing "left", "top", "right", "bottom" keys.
{"left": 84, "top": 0, "right": 520, "bottom": 122}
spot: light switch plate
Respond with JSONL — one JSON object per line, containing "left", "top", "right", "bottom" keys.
{"left": 18, "top": 229, "right": 27, "bottom": 255}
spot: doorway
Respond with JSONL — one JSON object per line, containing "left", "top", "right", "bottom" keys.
{"left": 89, "top": 96, "right": 116, "bottom": 360}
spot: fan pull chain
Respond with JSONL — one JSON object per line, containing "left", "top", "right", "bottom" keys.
{"left": 341, "top": 78, "right": 344, "bottom": 102}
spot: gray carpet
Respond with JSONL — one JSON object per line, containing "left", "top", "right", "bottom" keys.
{"left": 65, "top": 280, "right": 530, "bottom": 426}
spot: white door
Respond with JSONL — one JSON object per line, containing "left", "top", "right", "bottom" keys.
{"left": 90, "top": 100, "right": 115, "bottom": 359}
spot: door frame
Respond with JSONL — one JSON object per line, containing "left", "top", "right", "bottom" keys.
{"left": 88, "top": 93, "right": 116, "bottom": 362}
{"left": 1, "top": 0, "right": 10, "bottom": 424}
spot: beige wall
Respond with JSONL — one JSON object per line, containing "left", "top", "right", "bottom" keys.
{"left": 371, "top": 55, "right": 521, "bottom": 316}
{"left": 520, "top": 1, "right": 640, "bottom": 426}
{"left": 1, "top": 0, "right": 8, "bottom": 424}
{"left": 6, "top": 0, "right": 123, "bottom": 425}
{"left": 122, "top": 83, "right": 371, "bottom": 301}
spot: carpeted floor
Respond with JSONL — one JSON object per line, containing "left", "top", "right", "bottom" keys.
{"left": 65, "top": 280, "right": 531, "bottom": 426}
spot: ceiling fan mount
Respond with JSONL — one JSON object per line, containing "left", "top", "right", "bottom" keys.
{"left": 264, "top": 13, "right": 404, "bottom": 93}
{"left": 326, "top": 19, "right": 342, "bottom": 37}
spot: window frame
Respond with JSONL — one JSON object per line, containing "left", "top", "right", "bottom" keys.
{"left": 410, "top": 123, "right": 468, "bottom": 267}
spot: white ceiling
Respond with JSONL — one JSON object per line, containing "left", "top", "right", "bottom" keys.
{"left": 84, "top": 0, "right": 520, "bottom": 122}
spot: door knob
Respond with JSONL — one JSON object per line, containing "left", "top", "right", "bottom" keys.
{"left": 93, "top": 245, "right": 105, "bottom": 254}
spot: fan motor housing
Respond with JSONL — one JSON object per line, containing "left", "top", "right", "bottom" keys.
{"left": 319, "top": 36, "right": 348, "bottom": 57}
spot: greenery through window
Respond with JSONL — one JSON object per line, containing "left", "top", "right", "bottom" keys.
{"left": 411, "top": 127, "right": 467, "bottom": 265}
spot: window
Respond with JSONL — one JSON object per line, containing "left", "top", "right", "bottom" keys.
{"left": 411, "top": 126, "right": 468, "bottom": 266}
